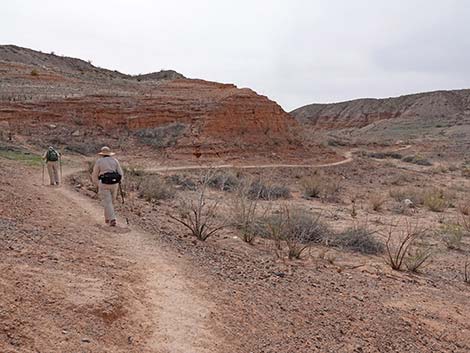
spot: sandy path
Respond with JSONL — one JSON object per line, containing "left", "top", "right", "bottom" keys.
{"left": 144, "top": 146, "right": 412, "bottom": 173}
{"left": 53, "top": 169, "right": 218, "bottom": 353}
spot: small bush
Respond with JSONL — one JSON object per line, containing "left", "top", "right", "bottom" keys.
{"left": 262, "top": 207, "right": 330, "bottom": 259}
{"left": 405, "top": 246, "right": 433, "bottom": 273}
{"left": 369, "top": 194, "right": 387, "bottom": 212}
{"left": 138, "top": 176, "right": 174, "bottom": 201}
{"left": 248, "top": 180, "right": 291, "bottom": 200}
{"left": 301, "top": 173, "right": 341, "bottom": 200}
{"left": 368, "top": 152, "right": 402, "bottom": 159}
{"left": 168, "top": 179, "right": 226, "bottom": 241}
{"left": 462, "top": 166, "right": 470, "bottom": 178}
{"left": 207, "top": 171, "right": 240, "bottom": 192}
{"left": 402, "top": 154, "right": 433, "bottom": 166}
{"left": 440, "top": 224, "right": 464, "bottom": 250}
{"left": 384, "top": 221, "right": 430, "bottom": 271}
{"left": 423, "top": 189, "right": 448, "bottom": 212}
{"left": 30, "top": 69, "right": 39, "bottom": 76}
{"left": 230, "top": 188, "right": 265, "bottom": 244}
{"left": 458, "top": 202, "right": 470, "bottom": 216}
{"left": 389, "top": 187, "right": 425, "bottom": 205}
{"left": 329, "top": 225, "right": 383, "bottom": 255}
{"left": 167, "top": 174, "right": 197, "bottom": 191}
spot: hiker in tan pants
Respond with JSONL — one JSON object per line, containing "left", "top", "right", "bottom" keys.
{"left": 42, "top": 146, "right": 61, "bottom": 185}
{"left": 91, "top": 146, "right": 124, "bottom": 227}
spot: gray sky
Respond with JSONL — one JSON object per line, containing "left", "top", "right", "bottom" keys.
{"left": 1, "top": 0, "right": 470, "bottom": 111}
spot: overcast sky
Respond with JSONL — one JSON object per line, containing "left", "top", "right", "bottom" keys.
{"left": 1, "top": 0, "right": 470, "bottom": 111}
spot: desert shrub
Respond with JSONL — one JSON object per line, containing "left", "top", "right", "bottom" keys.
{"left": 230, "top": 188, "right": 266, "bottom": 244}
{"left": 405, "top": 246, "right": 433, "bottom": 273}
{"left": 423, "top": 188, "right": 448, "bottom": 212}
{"left": 66, "top": 141, "right": 104, "bottom": 156}
{"left": 402, "top": 154, "right": 433, "bottom": 166}
{"left": 301, "top": 173, "right": 341, "bottom": 200}
{"left": 329, "top": 224, "right": 383, "bottom": 255}
{"left": 384, "top": 221, "right": 430, "bottom": 271}
{"left": 369, "top": 194, "right": 387, "bottom": 212}
{"left": 135, "top": 123, "right": 187, "bottom": 148}
{"left": 30, "top": 69, "right": 38, "bottom": 76}
{"left": 389, "top": 187, "right": 425, "bottom": 205}
{"left": 167, "top": 174, "right": 197, "bottom": 191}
{"left": 207, "top": 171, "right": 240, "bottom": 192}
{"left": 368, "top": 152, "right": 402, "bottom": 159}
{"left": 262, "top": 207, "right": 330, "bottom": 259}
{"left": 138, "top": 176, "right": 174, "bottom": 201}
{"left": 248, "top": 180, "right": 291, "bottom": 200}
{"left": 168, "top": 179, "right": 226, "bottom": 241}
{"left": 440, "top": 224, "right": 464, "bottom": 250}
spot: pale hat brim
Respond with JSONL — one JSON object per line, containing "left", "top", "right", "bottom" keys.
{"left": 98, "top": 151, "right": 115, "bottom": 156}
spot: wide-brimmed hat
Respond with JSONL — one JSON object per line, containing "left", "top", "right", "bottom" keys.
{"left": 98, "top": 146, "right": 115, "bottom": 156}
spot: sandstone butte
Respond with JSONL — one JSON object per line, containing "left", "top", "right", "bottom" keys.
{"left": 291, "top": 89, "right": 470, "bottom": 129}
{"left": 0, "top": 45, "right": 320, "bottom": 161}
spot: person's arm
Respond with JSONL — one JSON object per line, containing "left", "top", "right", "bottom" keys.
{"left": 91, "top": 160, "right": 100, "bottom": 186}
{"left": 42, "top": 151, "right": 47, "bottom": 161}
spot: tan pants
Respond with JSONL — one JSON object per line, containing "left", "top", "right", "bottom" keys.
{"left": 46, "top": 161, "right": 60, "bottom": 185}
{"left": 98, "top": 183, "right": 119, "bottom": 222}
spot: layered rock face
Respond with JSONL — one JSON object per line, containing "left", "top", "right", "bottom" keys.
{"left": 0, "top": 45, "right": 298, "bottom": 156}
{"left": 291, "top": 90, "right": 470, "bottom": 129}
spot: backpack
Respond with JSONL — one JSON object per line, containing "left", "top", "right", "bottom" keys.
{"left": 46, "top": 149, "right": 59, "bottom": 162}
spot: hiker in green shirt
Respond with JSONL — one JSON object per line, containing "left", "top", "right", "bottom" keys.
{"left": 43, "top": 146, "right": 61, "bottom": 186}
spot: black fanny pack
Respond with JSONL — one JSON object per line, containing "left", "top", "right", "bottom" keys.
{"left": 99, "top": 171, "right": 122, "bottom": 185}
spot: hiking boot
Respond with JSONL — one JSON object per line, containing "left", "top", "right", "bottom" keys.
{"left": 110, "top": 219, "right": 117, "bottom": 227}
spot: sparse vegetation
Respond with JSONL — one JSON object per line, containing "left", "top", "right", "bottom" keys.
{"left": 138, "top": 176, "right": 174, "bottom": 201}
{"left": 30, "top": 69, "right": 39, "bottom": 76}
{"left": 248, "top": 179, "right": 291, "bottom": 200}
{"left": 208, "top": 171, "right": 240, "bottom": 191}
{"left": 367, "top": 151, "right": 402, "bottom": 159}
{"left": 0, "top": 147, "right": 42, "bottom": 166}
{"left": 262, "top": 206, "right": 330, "bottom": 259}
{"left": 440, "top": 224, "right": 464, "bottom": 250}
{"left": 384, "top": 221, "right": 430, "bottom": 272}
{"left": 402, "top": 154, "right": 433, "bottom": 166}
{"left": 168, "top": 176, "right": 226, "bottom": 241}
{"left": 423, "top": 188, "right": 448, "bottom": 212}
{"left": 300, "top": 173, "right": 341, "bottom": 200}
{"left": 369, "top": 194, "right": 387, "bottom": 212}
{"left": 136, "top": 123, "right": 187, "bottom": 148}
{"left": 329, "top": 224, "right": 383, "bottom": 255}
{"left": 405, "top": 246, "right": 433, "bottom": 273}
{"left": 230, "top": 187, "right": 265, "bottom": 244}
{"left": 464, "top": 259, "right": 470, "bottom": 284}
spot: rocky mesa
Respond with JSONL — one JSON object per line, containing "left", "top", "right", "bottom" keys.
{"left": 0, "top": 45, "right": 303, "bottom": 159}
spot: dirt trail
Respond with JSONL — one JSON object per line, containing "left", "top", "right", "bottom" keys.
{"left": 145, "top": 145, "right": 412, "bottom": 173}
{"left": 52, "top": 169, "right": 219, "bottom": 352}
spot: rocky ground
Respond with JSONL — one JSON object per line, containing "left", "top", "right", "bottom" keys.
{"left": 2, "top": 141, "right": 470, "bottom": 352}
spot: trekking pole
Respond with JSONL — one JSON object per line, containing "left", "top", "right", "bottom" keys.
{"left": 42, "top": 162, "right": 45, "bottom": 185}
{"left": 118, "top": 182, "right": 125, "bottom": 204}
{"left": 59, "top": 155, "right": 63, "bottom": 184}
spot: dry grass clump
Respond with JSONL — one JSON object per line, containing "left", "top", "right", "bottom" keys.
{"left": 384, "top": 221, "right": 431, "bottom": 272}
{"left": 461, "top": 166, "right": 470, "bottom": 178}
{"left": 207, "top": 171, "right": 240, "bottom": 192}
{"left": 30, "top": 69, "right": 39, "bottom": 76}
{"left": 169, "top": 178, "right": 226, "bottom": 241}
{"left": 230, "top": 187, "right": 265, "bottom": 244}
{"left": 138, "top": 176, "right": 174, "bottom": 201}
{"left": 464, "top": 259, "right": 470, "bottom": 284}
{"left": 440, "top": 224, "right": 464, "bottom": 250}
{"left": 369, "top": 194, "right": 387, "bottom": 212}
{"left": 300, "top": 172, "right": 341, "bottom": 200}
{"left": 167, "top": 174, "right": 197, "bottom": 191}
{"left": 248, "top": 179, "right": 291, "bottom": 200}
{"left": 262, "top": 207, "right": 330, "bottom": 259}
{"left": 389, "top": 187, "right": 425, "bottom": 205}
{"left": 329, "top": 224, "right": 384, "bottom": 255}
{"left": 368, "top": 152, "right": 402, "bottom": 159}
{"left": 423, "top": 188, "right": 449, "bottom": 212}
